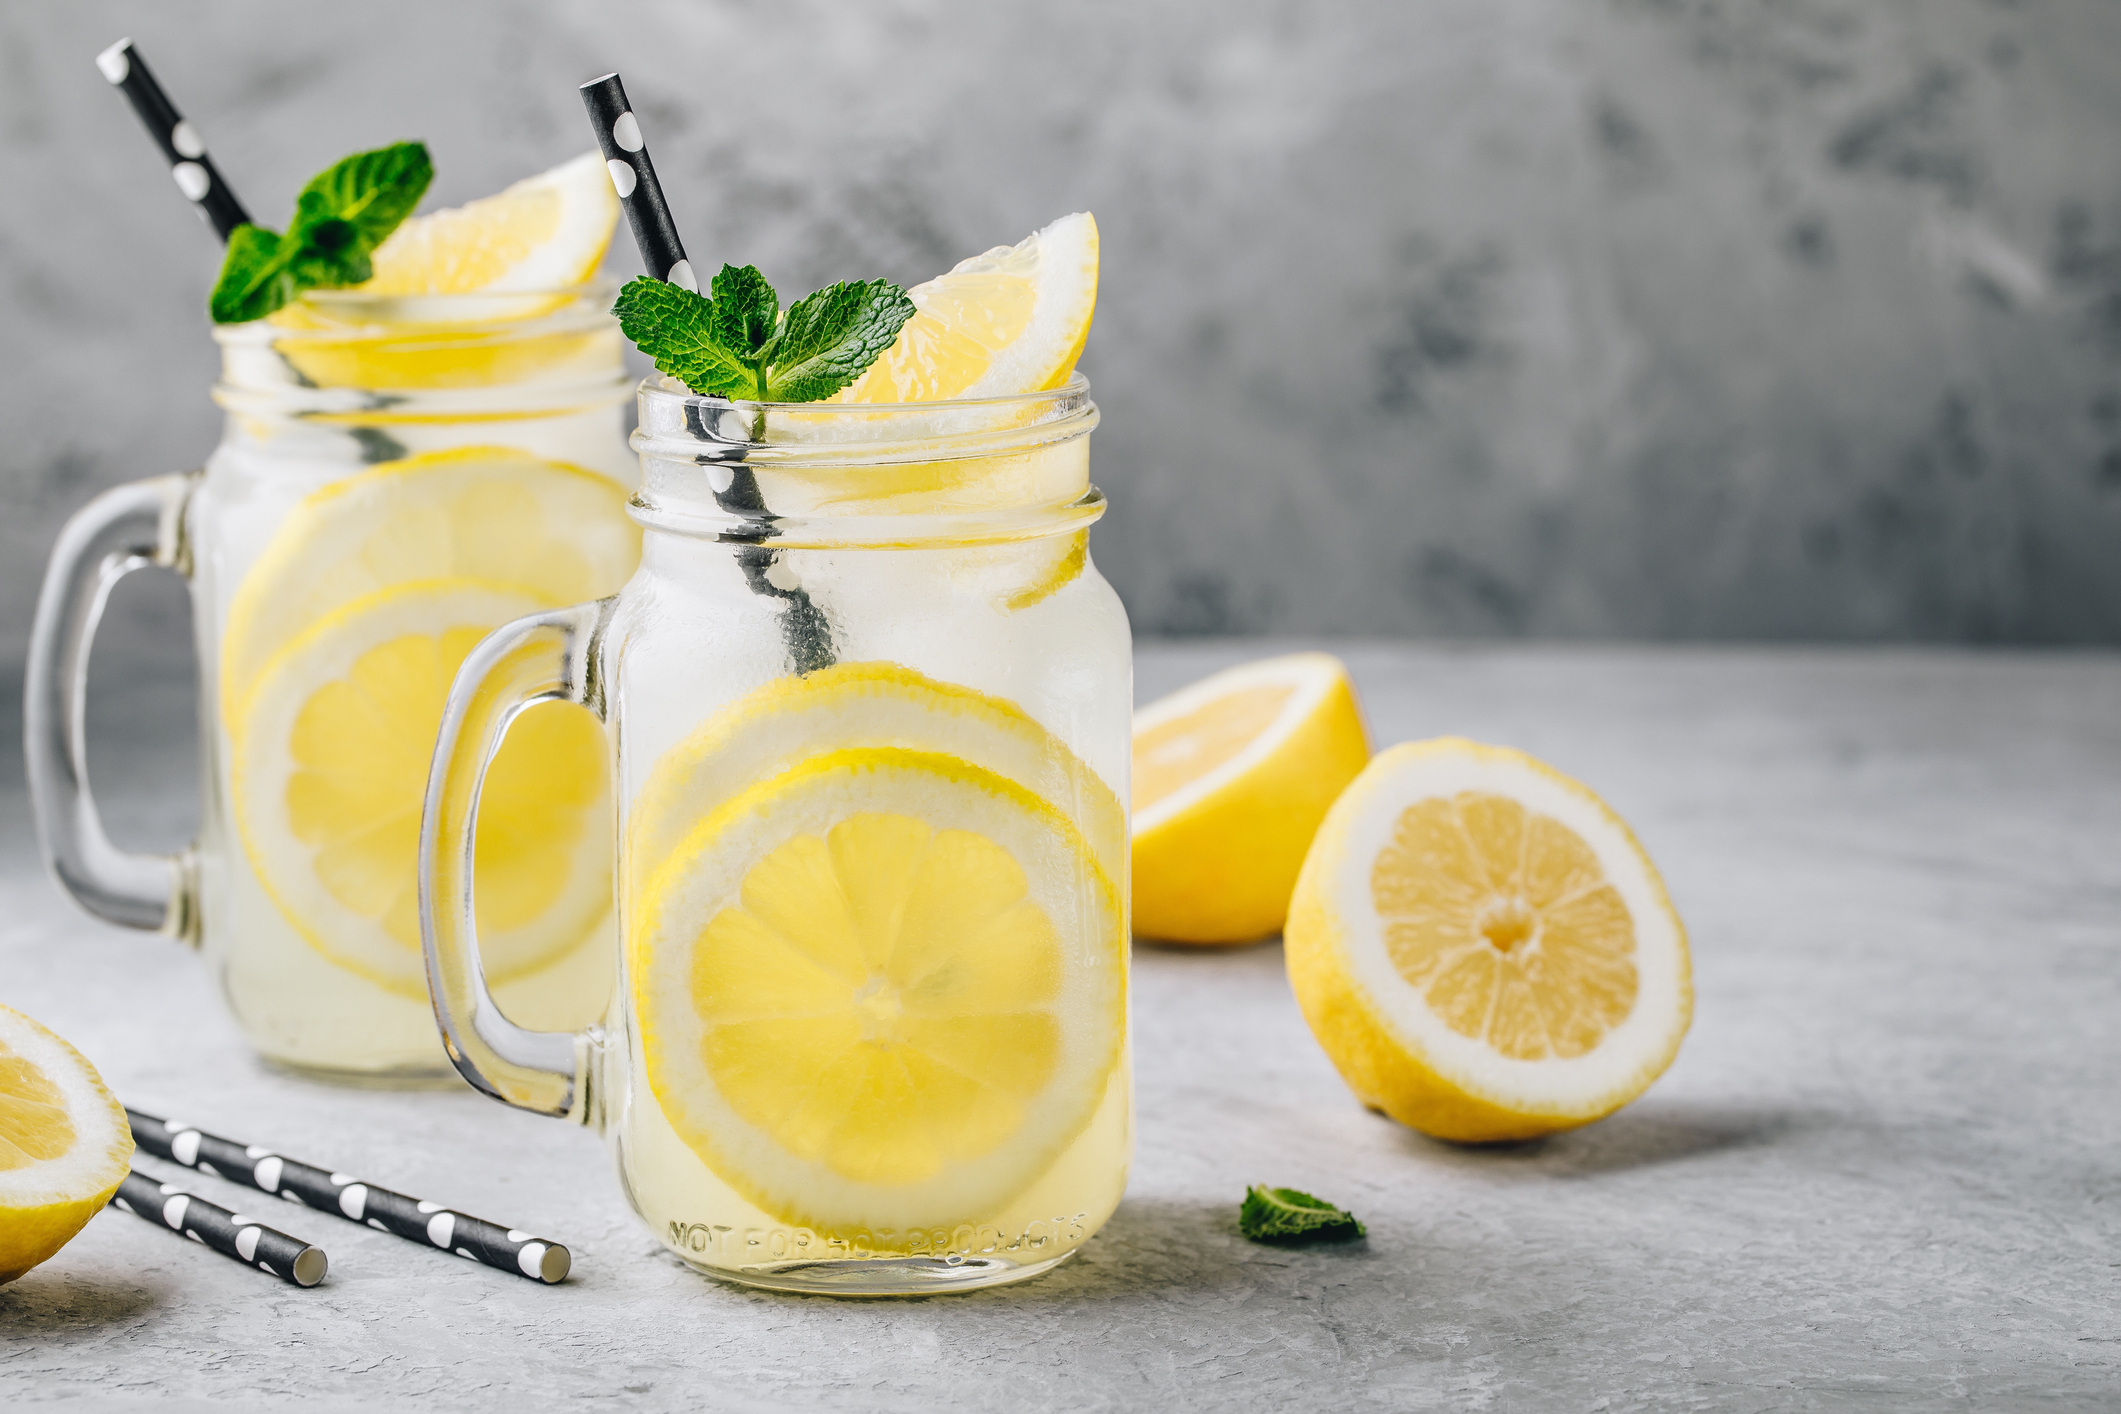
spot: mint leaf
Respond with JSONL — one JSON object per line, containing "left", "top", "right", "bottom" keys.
{"left": 613, "top": 277, "right": 757, "bottom": 398}
{"left": 294, "top": 141, "right": 432, "bottom": 252}
{"left": 209, "top": 225, "right": 296, "bottom": 324}
{"left": 207, "top": 140, "right": 433, "bottom": 324}
{"left": 614, "top": 266, "right": 917, "bottom": 404}
{"left": 765, "top": 279, "right": 918, "bottom": 402}
{"left": 1239, "top": 1186, "right": 1366, "bottom": 1244}
{"left": 709, "top": 263, "right": 779, "bottom": 361}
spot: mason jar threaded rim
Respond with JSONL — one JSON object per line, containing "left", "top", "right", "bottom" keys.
{"left": 211, "top": 280, "right": 632, "bottom": 422}
{"left": 629, "top": 373, "right": 1103, "bottom": 549}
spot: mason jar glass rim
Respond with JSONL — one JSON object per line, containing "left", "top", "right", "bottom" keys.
{"left": 210, "top": 278, "right": 621, "bottom": 343}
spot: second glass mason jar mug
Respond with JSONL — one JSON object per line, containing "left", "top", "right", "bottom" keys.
{"left": 421, "top": 375, "right": 1134, "bottom": 1294}
{"left": 25, "top": 286, "right": 638, "bottom": 1079}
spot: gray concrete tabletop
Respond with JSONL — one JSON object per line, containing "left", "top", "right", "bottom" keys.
{"left": 2, "top": 641, "right": 2116, "bottom": 1411}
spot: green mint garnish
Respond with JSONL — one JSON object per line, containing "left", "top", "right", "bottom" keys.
{"left": 209, "top": 141, "right": 434, "bottom": 324}
{"left": 1239, "top": 1186, "right": 1367, "bottom": 1244}
{"left": 613, "top": 265, "right": 916, "bottom": 403}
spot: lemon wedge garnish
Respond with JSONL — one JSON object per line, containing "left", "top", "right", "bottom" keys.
{"left": 1285, "top": 737, "right": 1692, "bottom": 1142}
{"left": 0, "top": 1006, "right": 132, "bottom": 1285}
{"left": 232, "top": 579, "right": 612, "bottom": 997}
{"left": 220, "top": 447, "right": 639, "bottom": 737}
{"left": 1131, "top": 653, "right": 1371, "bottom": 944}
{"left": 834, "top": 212, "right": 1098, "bottom": 402}
{"left": 360, "top": 150, "right": 618, "bottom": 294}
{"left": 632, "top": 748, "right": 1125, "bottom": 1236}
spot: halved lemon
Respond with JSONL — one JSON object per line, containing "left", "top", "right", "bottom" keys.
{"left": 232, "top": 579, "right": 611, "bottom": 996}
{"left": 632, "top": 748, "right": 1125, "bottom": 1236}
{"left": 220, "top": 447, "right": 639, "bottom": 735}
{"left": 626, "top": 661, "right": 1125, "bottom": 900}
{"left": 1132, "top": 653, "right": 1371, "bottom": 944}
{"left": 1284, "top": 738, "right": 1691, "bottom": 1142}
{"left": 359, "top": 150, "right": 619, "bottom": 295}
{"left": 0, "top": 1006, "right": 132, "bottom": 1285}
{"left": 834, "top": 212, "right": 1098, "bottom": 402}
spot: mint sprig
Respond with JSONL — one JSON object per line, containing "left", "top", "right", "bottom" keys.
{"left": 1239, "top": 1186, "right": 1367, "bottom": 1244}
{"left": 209, "top": 141, "right": 433, "bottom": 324}
{"left": 613, "top": 265, "right": 916, "bottom": 403}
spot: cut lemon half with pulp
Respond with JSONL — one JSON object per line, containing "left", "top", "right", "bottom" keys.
{"left": 358, "top": 150, "right": 618, "bottom": 295}
{"left": 632, "top": 748, "right": 1125, "bottom": 1236}
{"left": 233, "top": 579, "right": 611, "bottom": 996}
{"left": 0, "top": 1005, "right": 132, "bottom": 1285}
{"left": 220, "top": 447, "right": 639, "bottom": 736}
{"left": 1132, "top": 653, "right": 1371, "bottom": 944}
{"left": 1285, "top": 738, "right": 1691, "bottom": 1142}
{"left": 834, "top": 212, "right": 1098, "bottom": 402}
{"left": 626, "top": 660, "right": 1125, "bottom": 899}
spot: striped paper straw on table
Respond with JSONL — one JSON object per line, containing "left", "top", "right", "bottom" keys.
{"left": 128, "top": 1109, "right": 570, "bottom": 1284}
{"left": 110, "top": 1169, "right": 327, "bottom": 1287}
{"left": 95, "top": 37, "right": 252, "bottom": 241}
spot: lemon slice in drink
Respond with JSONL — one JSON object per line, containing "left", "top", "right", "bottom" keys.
{"left": 1132, "top": 653, "right": 1371, "bottom": 944}
{"left": 220, "top": 447, "right": 638, "bottom": 736}
{"left": 233, "top": 579, "right": 611, "bottom": 996}
{"left": 627, "top": 661, "right": 1125, "bottom": 899}
{"left": 834, "top": 212, "right": 1098, "bottom": 402}
{"left": 1285, "top": 738, "right": 1691, "bottom": 1142}
{"left": 632, "top": 748, "right": 1125, "bottom": 1235}
{"left": 0, "top": 1006, "right": 132, "bottom": 1285}
{"left": 359, "top": 150, "right": 618, "bottom": 295}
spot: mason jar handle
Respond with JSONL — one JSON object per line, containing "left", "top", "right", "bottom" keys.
{"left": 419, "top": 599, "right": 614, "bottom": 1123}
{"left": 24, "top": 473, "right": 199, "bottom": 938}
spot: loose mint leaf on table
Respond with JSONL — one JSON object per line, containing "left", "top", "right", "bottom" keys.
{"left": 208, "top": 141, "right": 433, "bottom": 324}
{"left": 1239, "top": 1185, "right": 1367, "bottom": 1244}
{"left": 613, "top": 265, "right": 916, "bottom": 404}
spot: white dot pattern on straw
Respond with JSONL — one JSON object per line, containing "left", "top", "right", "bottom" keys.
{"left": 95, "top": 39, "right": 130, "bottom": 84}
{"left": 170, "top": 120, "right": 204, "bottom": 158}
{"left": 607, "top": 159, "right": 637, "bottom": 199}
{"left": 666, "top": 258, "right": 698, "bottom": 292}
{"left": 338, "top": 1184, "right": 368, "bottom": 1221}
{"left": 612, "top": 111, "right": 644, "bottom": 152}
{"left": 172, "top": 162, "right": 210, "bottom": 201}
{"left": 427, "top": 1211, "right": 456, "bottom": 1248}
{"left": 171, "top": 1130, "right": 201, "bottom": 1165}
{"left": 517, "top": 1243, "right": 548, "bottom": 1279}
{"left": 234, "top": 1226, "right": 262, "bottom": 1261}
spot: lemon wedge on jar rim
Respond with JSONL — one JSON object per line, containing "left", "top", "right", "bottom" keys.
{"left": 0, "top": 1006, "right": 132, "bottom": 1285}
{"left": 834, "top": 211, "right": 1098, "bottom": 403}
{"left": 1285, "top": 737, "right": 1691, "bottom": 1142}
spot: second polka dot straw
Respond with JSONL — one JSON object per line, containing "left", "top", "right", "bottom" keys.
{"left": 95, "top": 37, "right": 252, "bottom": 242}
{"left": 128, "top": 1109, "right": 571, "bottom": 1284}
{"left": 580, "top": 73, "right": 697, "bottom": 290}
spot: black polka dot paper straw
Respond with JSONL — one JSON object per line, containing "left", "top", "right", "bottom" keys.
{"left": 127, "top": 1109, "right": 571, "bottom": 1284}
{"left": 580, "top": 73, "right": 696, "bottom": 290}
{"left": 95, "top": 38, "right": 252, "bottom": 243}
{"left": 110, "top": 1169, "right": 327, "bottom": 1288}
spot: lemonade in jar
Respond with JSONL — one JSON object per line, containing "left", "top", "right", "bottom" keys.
{"left": 28, "top": 145, "right": 639, "bottom": 1078}
{"left": 422, "top": 206, "right": 1136, "bottom": 1292}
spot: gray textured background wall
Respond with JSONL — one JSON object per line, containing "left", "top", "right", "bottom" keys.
{"left": 6, "top": 0, "right": 2121, "bottom": 660}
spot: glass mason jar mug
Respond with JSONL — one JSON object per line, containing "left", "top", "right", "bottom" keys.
{"left": 421, "top": 375, "right": 1133, "bottom": 1294}
{"left": 25, "top": 286, "right": 639, "bottom": 1079}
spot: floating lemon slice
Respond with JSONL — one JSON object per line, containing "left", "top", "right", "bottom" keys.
{"left": 1132, "top": 653, "right": 1371, "bottom": 944}
{"left": 834, "top": 212, "right": 1098, "bottom": 402}
{"left": 0, "top": 1006, "right": 132, "bottom": 1285}
{"left": 1284, "top": 738, "right": 1691, "bottom": 1142}
{"left": 626, "top": 660, "right": 1125, "bottom": 900}
{"left": 219, "top": 447, "right": 638, "bottom": 736}
{"left": 632, "top": 748, "right": 1125, "bottom": 1236}
{"left": 360, "top": 150, "right": 618, "bottom": 295}
{"left": 233, "top": 579, "right": 611, "bottom": 996}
